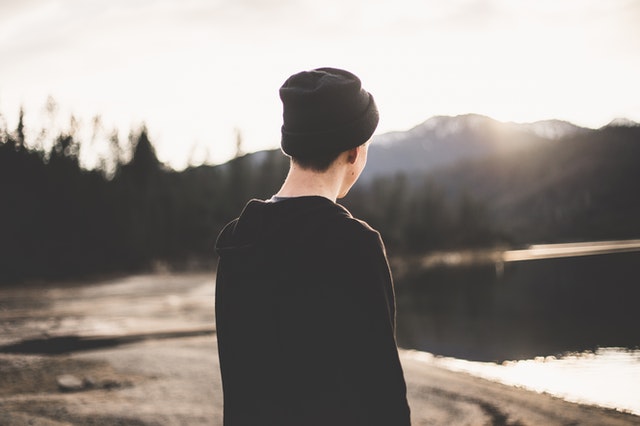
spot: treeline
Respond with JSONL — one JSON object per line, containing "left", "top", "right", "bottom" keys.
{"left": 0, "top": 112, "right": 290, "bottom": 284}
{"left": 1, "top": 111, "right": 504, "bottom": 284}
{"left": 4, "top": 108, "right": 639, "bottom": 285}
{"left": 343, "top": 174, "right": 505, "bottom": 253}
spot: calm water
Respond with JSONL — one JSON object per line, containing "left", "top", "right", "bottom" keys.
{"left": 395, "top": 247, "right": 640, "bottom": 413}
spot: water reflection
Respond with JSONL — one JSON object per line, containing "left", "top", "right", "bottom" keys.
{"left": 395, "top": 244, "right": 640, "bottom": 415}
{"left": 395, "top": 250, "right": 640, "bottom": 362}
{"left": 503, "top": 239, "right": 640, "bottom": 262}
{"left": 406, "top": 347, "right": 640, "bottom": 415}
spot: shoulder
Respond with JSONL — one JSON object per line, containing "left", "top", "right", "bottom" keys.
{"left": 215, "top": 218, "right": 239, "bottom": 253}
{"left": 338, "top": 216, "right": 379, "bottom": 239}
{"left": 330, "top": 209, "right": 386, "bottom": 255}
{"left": 333, "top": 203, "right": 380, "bottom": 236}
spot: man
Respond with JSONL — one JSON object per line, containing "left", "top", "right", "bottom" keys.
{"left": 215, "top": 67, "right": 411, "bottom": 426}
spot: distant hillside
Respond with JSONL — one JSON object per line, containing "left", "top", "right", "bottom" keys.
{"left": 427, "top": 123, "right": 640, "bottom": 243}
{"left": 231, "top": 114, "right": 591, "bottom": 181}
{"left": 344, "top": 115, "right": 640, "bottom": 245}
{"left": 228, "top": 115, "right": 640, "bottom": 246}
{"left": 362, "top": 114, "right": 588, "bottom": 180}
{"left": 3, "top": 111, "right": 637, "bottom": 283}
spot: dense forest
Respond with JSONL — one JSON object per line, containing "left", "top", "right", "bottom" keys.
{"left": 0, "top": 110, "right": 289, "bottom": 284}
{"left": 1, "top": 108, "right": 638, "bottom": 284}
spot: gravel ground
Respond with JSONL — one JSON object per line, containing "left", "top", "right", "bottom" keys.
{"left": 0, "top": 273, "right": 638, "bottom": 425}
{"left": 1, "top": 335, "right": 639, "bottom": 425}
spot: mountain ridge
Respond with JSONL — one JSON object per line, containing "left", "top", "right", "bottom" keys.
{"left": 218, "top": 114, "right": 640, "bottom": 245}
{"left": 362, "top": 114, "right": 594, "bottom": 180}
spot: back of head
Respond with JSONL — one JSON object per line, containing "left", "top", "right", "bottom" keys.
{"left": 279, "top": 67, "right": 379, "bottom": 170}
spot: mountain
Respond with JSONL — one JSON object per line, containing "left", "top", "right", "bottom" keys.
{"left": 361, "top": 114, "right": 588, "bottom": 180}
{"left": 351, "top": 117, "right": 640, "bottom": 245}
{"left": 220, "top": 115, "right": 640, "bottom": 246}
{"left": 431, "top": 123, "right": 640, "bottom": 243}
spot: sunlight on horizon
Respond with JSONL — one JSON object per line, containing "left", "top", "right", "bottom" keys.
{"left": 1, "top": 0, "right": 638, "bottom": 168}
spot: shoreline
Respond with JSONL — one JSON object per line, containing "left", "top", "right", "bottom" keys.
{"left": 1, "top": 272, "right": 638, "bottom": 425}
{"left": 401, "top": 348, "right": 640, "bottom": 418}
{"left": 1, "top": 335, "right": 638, "bottom": 426}
{"left": 405, "top": 347, "right": 640, "bottom": 417}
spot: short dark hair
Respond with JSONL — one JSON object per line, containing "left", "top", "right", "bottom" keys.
{"left": 290, "top": 150, "right": 342, "bottom": 172}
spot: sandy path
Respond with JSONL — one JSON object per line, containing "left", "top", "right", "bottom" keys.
{"left": 1, "top": 335, "right": 639, "bottom": 425}
{"left": 0, "top": 274, "right": 638, "bottom": 425}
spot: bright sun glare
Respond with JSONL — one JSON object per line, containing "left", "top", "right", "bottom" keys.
{"left": 0, "top": 0, "right": 638, "bottom": 168}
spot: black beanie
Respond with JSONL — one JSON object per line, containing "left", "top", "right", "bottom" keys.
{"left": 279, "top": 67, "right": 379, "bottom": 158}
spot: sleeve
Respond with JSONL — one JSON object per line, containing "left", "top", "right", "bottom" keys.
{"left": 327, "top": 223, "right": 411, "bottom": 425}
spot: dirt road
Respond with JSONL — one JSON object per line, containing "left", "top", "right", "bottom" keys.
{"left": 0, "top": 273, "right": 637, "bottom": 425}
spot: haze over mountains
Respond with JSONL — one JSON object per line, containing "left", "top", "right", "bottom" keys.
{"left": 237, "top": 113, "right": 640, "bottom": 245}
{"left": 355, "top": 114, "right": 640, "bottom": 244}
{"left": 363, "top": 114, "right": 590, "bottom": 180}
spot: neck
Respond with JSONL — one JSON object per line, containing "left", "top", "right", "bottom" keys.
{"left": 275, "top": 161, "right": 345, "bottom": 202}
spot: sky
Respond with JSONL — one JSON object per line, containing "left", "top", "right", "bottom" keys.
{"left": 1, "top": 0, "right": 639, "bottom": 169}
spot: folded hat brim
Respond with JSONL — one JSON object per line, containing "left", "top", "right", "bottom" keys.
{"left": 281, "top": 94, "right": 379, "bottom": 158}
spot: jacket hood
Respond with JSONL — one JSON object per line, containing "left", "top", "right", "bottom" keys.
{"left": 215, "top": 196, "right": 351, "bottom": 257}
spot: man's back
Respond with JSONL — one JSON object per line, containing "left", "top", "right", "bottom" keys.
{"left": 215, "top": 196, "right": 410, "bottom": 426}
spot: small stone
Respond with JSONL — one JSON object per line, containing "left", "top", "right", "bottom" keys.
{"left": 83, "top": 376, "right": 97, "bottom": 388}
{"left": 56, "top": 374, "right": 84, "bottom": 392}
{"left": 101, "top": 379, "right": 123, "bottom": 390}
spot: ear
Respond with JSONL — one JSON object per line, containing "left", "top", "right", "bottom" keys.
{"left": 346, "top": 146, "right": 360, "bottom": 164}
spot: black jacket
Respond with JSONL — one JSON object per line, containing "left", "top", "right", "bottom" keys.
{"left": 215, "top": 196, "right": 411, "bottom": 426}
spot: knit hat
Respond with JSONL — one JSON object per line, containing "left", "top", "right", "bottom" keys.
{"left": 279, "top": 67, "right": 379, "bottom": 158}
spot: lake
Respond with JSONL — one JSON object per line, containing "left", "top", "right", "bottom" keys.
{"left": 1, "top": 242, "right": 637, "bottom": 416}
{"left": 394, "top": 241, "right": 640, "bottom": 414}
